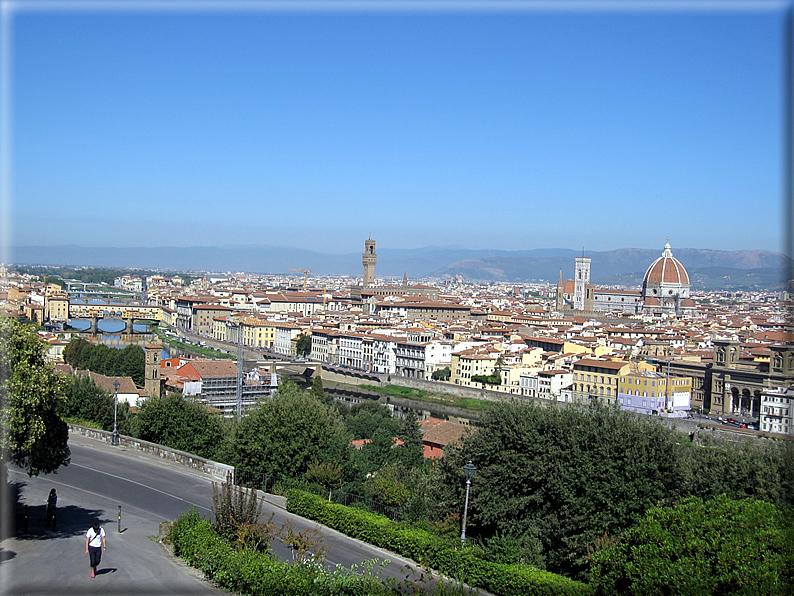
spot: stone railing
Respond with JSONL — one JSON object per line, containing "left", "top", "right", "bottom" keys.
{"left": 67, "top": 424, "right": 234, "bottom": 482}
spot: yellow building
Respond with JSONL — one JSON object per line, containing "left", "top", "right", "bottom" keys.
{"left": 44, "top": 291, "right": 69, "bottom": 322}
{"left": 572, "top": 358, "right": 634, "bottom": 404}
{"left": 618, "top": 371, "right": 692, "bottom": 403}
{"left": 450, "top": 347, "right": 501, "bottom": 388}
{"left": 241, "top": 318, "right": 276, "bottom": 348}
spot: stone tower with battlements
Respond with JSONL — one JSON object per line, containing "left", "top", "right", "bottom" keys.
{"left": 362, "top": 236, "right": 377, "bottom": 287}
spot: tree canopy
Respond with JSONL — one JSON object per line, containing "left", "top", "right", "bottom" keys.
{"left": 590, "top": 495, "right": 794, "bottom": 595}
{"left": 0, "top": 317, "right": 70, "bottom": 476}
{"left": 64, "top": 338, "right": 145, "bottom": 386}
{"left": 295, "top": 332, "right": 312, "bottom": 357}
{"left": 59, "top": 375, "right": 133, "bottom": 435}
{"left": 233, "top": 380, "right": 349, "bottom": 477}
{"left": 442, "top": 399, "right": 682, "bottom": 578}
{"left": 133, "top": 392, "right": 225, "bottom": 460}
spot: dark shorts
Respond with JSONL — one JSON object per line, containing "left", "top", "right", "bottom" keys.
{"left": 88, "top": 545, "right": 102, "bottom": 567}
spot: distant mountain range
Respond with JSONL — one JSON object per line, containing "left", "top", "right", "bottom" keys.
{"left": 10, "top": 245, "right": 792, "bottom": 290}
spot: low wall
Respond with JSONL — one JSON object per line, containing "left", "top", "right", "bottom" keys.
{"left": 320, "top": 366, "right": 511, "bottom": 401}
{"left": 67, "top": 424, "right": 234, "bottom": 482}
{"left": 689, "top": 422, "right": 782, "bottom": 446}
{"left": 384, "top": 375, "right": 509, "bottom": 401}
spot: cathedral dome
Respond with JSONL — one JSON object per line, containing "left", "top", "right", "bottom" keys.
{"left": 643, "top": 241, "right": 689, "bottom": 286}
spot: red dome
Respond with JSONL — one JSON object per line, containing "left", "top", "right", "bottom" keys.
{"left": 643, "top": 242, "right": 689, "bottom": 285}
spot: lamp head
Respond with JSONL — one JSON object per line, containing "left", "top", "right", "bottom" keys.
{"left": 463, "top": 461, "right": 476, "bottom": 479}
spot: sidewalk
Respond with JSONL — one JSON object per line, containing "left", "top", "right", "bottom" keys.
{"left": 1, "top": 471, "right": 229, "bottom": 595}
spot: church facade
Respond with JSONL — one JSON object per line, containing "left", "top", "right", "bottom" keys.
{"left": 556, "top": 241, "right": 696, "bottom": 317}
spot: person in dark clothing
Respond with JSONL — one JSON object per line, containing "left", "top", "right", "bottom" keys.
{"left": 45, "top": 489, "right": 57, "bottom": 530}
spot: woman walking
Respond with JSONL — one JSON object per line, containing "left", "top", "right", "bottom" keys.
{"left": 85, "top": 521, "right": 106, "bottom": 577}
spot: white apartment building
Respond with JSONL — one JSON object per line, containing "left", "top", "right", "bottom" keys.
{"left": 311, "top": 329, "right": 340, "bottom": 364}
{"left": 537, "top": 369, "right": 574, "bottom": 402}
{"left": 372, "top": 334, "right": 400, "bottom": 375}
{"left": 114, "top": 275, "right": 143, "bottom": 293}
{"left": 760, "top": 387, "right": 793, "bottom": 435}
{"left": 338, "top": 332, "right": 365, "bottom": 369}
{"left": 273, "top": 323, "right": 302, "bottom": 356}
{"left": 519, "top": 373, "right": 539, "bottom": 398}
{"left": 424, "top": 341, "right": 453, "bottom": 379}
{"left": 395, "top": 340, "right": 427, "bottom": 379}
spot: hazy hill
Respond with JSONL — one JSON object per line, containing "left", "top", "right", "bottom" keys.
{"left": 9, "top": 245, "right": 790, "bottom": 290}
{"left": 432, "top": 248, "right": 790, "bottom": 290}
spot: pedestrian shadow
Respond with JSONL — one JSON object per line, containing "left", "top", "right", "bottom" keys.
{"left": 0, "top": 481, "right": 24, "bottom": 540}
{"left": 15, "top": 503, "right": 110, "bottom": 541}
{"left": 95, "top": 567, "right": 118, "bottom": 575}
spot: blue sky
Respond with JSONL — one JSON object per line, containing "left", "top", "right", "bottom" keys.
{"left": 6, "top": 1, "right": 787, "bottom": 254}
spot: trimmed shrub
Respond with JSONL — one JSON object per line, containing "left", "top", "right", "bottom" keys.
{"left": 168, "top": 508, "right": 394, "bottom": 596}
{"left": 286, "top": 489, "right": 593, "bottom": 596}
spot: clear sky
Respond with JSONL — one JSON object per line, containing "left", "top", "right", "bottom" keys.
{"left": 5, "top": 1, "right": 788, "bottom": 255}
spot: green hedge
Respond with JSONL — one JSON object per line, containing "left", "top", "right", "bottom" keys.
{"left": 168, "top": 509, "right": 395, "bottom": 596}
{"left": 286, "top": 489, "right": 593, "bottom": 596}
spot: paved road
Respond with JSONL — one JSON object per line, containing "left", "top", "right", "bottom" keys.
{"left": 0, "top": 433, "right": 435, "bottom": 596}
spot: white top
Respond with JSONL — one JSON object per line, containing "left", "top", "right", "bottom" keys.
{"left": 86, "top": 527, "right": 104, "bottom": 548}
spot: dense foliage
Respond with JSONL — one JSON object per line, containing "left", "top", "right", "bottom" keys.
{"left": 64, "top": 338, "right": 145, "bottom": 386}
{"left": 286, "top": 489, "right": 593, "bottom": 596}
{"left": 295, "top": 332, "right": 312, "bottom": 356}
{"left": 14, "top": 265, "right": 196, "bottom": 286}
{"left": 133, "top": 392, "right": 226, "bottom": 460}
{"left": 437, "top": 399, "right": 794, "bottom": 581}
{"left": 169, "top": 509, "right": 397, "bottom": 596}
{"left": 56, "top": 360, "right": 794, "bottom": 592}
{"left": 233, "top": 380, "right": 350, "bottom": 477}
{"left": 590, "top": 495, "right": 794, "bottom": 595}
{"left": 59, "top": 375, "right": 133, "bottom": 434}
{"left": 0, "top": 317, "right": 70, "bottom": 476}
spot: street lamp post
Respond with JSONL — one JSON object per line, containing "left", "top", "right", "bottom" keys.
{"left": 460, "top": 460, "right": 476, "bottom": 546}
{"left": 111, "top": 380, "right": 120, "bottom": 446}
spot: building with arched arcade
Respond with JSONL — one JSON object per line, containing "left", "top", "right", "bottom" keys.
{"left": 709, "top": 339, "right": 794, "bottom": 417}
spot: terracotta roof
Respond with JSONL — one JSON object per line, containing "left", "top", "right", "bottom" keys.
{"left": 419, "top": 418, "right": 471, "bottom": 447}
{"left": 643, "top": 242, "right": 690, "bottom": 285}
{"left": 574, "top": 358, "right": 630, "bottom": 371}
{"left": 187, "top": 359, "right": 237, "bottom": 379}
{"left": 76, "top": 371, "right": 138, "bottom": 393}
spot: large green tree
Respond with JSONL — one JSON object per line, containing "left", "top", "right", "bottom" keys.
{"left": 63, "top": 338, "right": 145, "bottom": 386}
{"left": 396, "top": 410, "right": 425, "bottom": 469}
{"left": 441, "top": 400, "right": 682, "bottom": 579}
{"left": 133, "top": 392, "right": 224, "bottom": 460}
{"left": 60, "top": 375, "right": 133, "bottom": 435}
{"left": 234, "top": 380, "right": 349, "bottom": 477}
{"left": 591, "top": 495, "right": 794, "bottom": 595}
{"left": 344, "top": 400, "right": 399, "bottom": 441}
{"left": 295, "top": 332, "right": 312, "bottom": 357}
{"left": 0, "top": 317, "right": 70, "bottom": 476}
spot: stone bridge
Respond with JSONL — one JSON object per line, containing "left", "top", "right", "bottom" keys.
{"left": 69, "top": 303, "right": 162, "bottom": 332}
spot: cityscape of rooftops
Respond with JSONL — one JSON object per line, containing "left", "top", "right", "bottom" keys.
{"left": 2, "top": 3, "right": 793, "bottom": 596}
